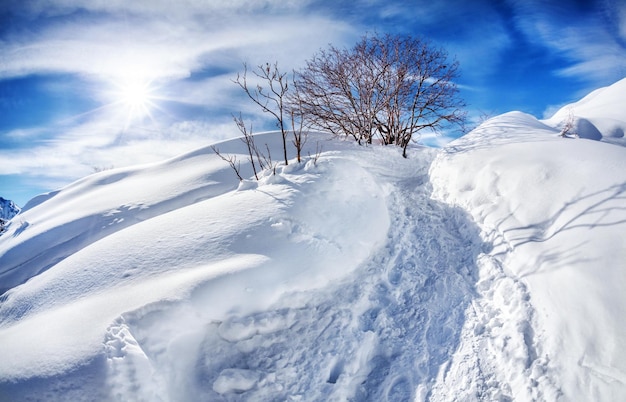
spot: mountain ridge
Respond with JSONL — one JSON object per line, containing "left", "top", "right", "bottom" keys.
{"left": 0, "top": 197, "right": 20, "bottom": 222}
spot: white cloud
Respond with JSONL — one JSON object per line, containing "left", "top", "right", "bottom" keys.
{"left": 0, "top": 2, "right": 359, "bottom": 196}
{"left": 0, "top": 116, "right": 236, "bottom": 177}
{"left": 13, "top": 0, "right": 313, "bottom": 19}
{"left": 505, "top": 0, "right": 626, "bottom": 84}
{"left": 446, "top": 24, "right": 512, "bottom": 81}
{"left": 555, "top": 39, "right": 626, "bottom": 81}
{"left": 620, "top": 5, "right": 626, "bottom": 40}
{"left": 1, "top": 8, "right": 357, "bottom": 92}
{"left": 4, "top": 126, "right": 50, "bottom": 140}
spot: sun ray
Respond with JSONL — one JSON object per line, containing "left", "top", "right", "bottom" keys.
{"left": 110, "top": 76, "right": 158, "bottom": 126}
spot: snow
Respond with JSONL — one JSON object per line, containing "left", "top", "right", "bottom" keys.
{"left": 1, "top": 79, "right": 626, "bottom": 401}
{"left": 0, "top": 197, "right": 20, "bottom": 222}
{"left": 543, "top": 77, "right": 626, "bottom": 145}
{"left": 430, "top": 99, "right": 626, "bottom": 399}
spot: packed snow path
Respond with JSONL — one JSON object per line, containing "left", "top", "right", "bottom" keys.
{"left": 101, "top": 149, "right": 490, "bottom": 401}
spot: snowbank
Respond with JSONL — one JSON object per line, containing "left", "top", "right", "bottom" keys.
{"left": 543, "top": 77, "right": 626, "bottom": 145}
{"left": 431, "top": 110, "right": 626, "bottom": 401}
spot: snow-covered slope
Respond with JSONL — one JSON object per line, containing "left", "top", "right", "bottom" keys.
{"left": 543, "top": 77, "right": 626, "bottom": 145}
{"left": 0, "top": 133, "right": 401, "bottom": 400}
{"left": 0, "top": 141, "right": 241, "bottom": 294}
{"left": 1, "top": 80, "right": 626, "bottom": 401}
{"left": 431, "top": 111, "right": 626, "bottom": 401}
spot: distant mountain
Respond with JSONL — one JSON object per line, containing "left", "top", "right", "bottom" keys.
{"left": 0, "top": 197, "right": 20, "bottom": 221}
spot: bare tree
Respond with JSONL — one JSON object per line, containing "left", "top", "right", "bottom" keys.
{"left": 288, "top": 92, "right": 307, "bottom": 163}
{"left": 308, "top": 142, "right": 323, "bottom": 166}
{"left": 233, "top": 113, "right": 261, "bottom": 180}
{"left": 291, "top": 45, "right": 377, "bottom": 145}
{"left": 234, "top": 62, "right": 290, "bottom": 165}
{"left": 559, "top": 108, "right": 578, "bottom": 138}
{"left": 92, "top": 165, "right": 115, "bottom": 173}
{"left": 294, "top": 33, "right": 466, "bottom": 157}
{"left": 212, "top": 113, "right": 279, "bottom": 182}
{"left": 232, "top": 113, "right": 278, "bottom": 179}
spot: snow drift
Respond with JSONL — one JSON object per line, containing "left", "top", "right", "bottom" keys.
{"left": 544, "top": 77, "right": 626, "bottom": 145}
{"left": 431, "top": 110, "right": 626, "bottom": 401}
{"left": 1, "top": 78, "right": 626, "bottom": 401}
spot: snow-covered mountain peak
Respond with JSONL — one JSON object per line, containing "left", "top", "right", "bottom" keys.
{"left": 0, "top": 197, "right": 20, "bottom": 222}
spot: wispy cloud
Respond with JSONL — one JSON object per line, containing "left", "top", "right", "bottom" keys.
{"left": 506, "top": 0, "right": 626, "bottom": 84}
{"left": 6, "top": 0, "right": 313, "bottom": 19}
{"left": 1, "top": 13, "right": 354, "bottom": 81}
{"left": 0, "top": 1, "right": 358, "bottom": 203}
{"left": 2, "top": 0, "right": 625, "bottom": 206}
{"left": 0, "top": 115, "right": 241, "bottom": 177}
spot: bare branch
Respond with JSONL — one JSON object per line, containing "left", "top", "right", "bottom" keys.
{"left": 233, "top": 113, "right": 260, "bottom": 180}
{"left": 308, "top": 142, "right": 323, "bottom": 166}
{"left": 559, "top": 108, "right": 578, "bottom": 138}
{"left": 289, "top": 87, "right": 307, "bottom": 163}
{"left": 211, "top": 145, "right": 243, "bottom": 181}
{"left": 234, "top": 62, "right": 290, "bottom": 165}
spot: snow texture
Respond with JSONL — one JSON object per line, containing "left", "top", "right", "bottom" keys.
{"left": 1, "top": 78, "right": 626, "bottom": 401}
{"left": 543, "top": 77, "right": 626, "bottom": 145}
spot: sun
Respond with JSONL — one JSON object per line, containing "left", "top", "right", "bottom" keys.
{"left": 117, "top": 78, "right": 154, "bottom": 118}
{"left": 120, "top": 80, "right": 151, "bottom": 109}
{"left": 108, "top": 76, "right": 158, "bottom": 124}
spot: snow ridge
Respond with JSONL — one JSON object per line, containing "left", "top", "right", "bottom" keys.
{"left": 543, "top": 77, "right": 626, "bottom": 145}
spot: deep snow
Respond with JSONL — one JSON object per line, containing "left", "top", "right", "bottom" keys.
{"left": 1, "top": 78, "right": 626, "bottom": 401}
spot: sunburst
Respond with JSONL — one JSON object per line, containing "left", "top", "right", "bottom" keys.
{"left": 108, "top": 76, "right": 159, "bottom": 127}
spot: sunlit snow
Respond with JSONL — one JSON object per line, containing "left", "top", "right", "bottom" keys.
{"left": 1, "top": 79, "right": 626, "bottom": 401}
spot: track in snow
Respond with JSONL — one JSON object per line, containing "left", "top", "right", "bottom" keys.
{"left": 103, "top": 150, "right": 491, "bottom": 401}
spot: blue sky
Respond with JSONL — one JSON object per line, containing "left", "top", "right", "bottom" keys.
{"left": 1, "top": 0, "right": 625, "bottom": 207}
